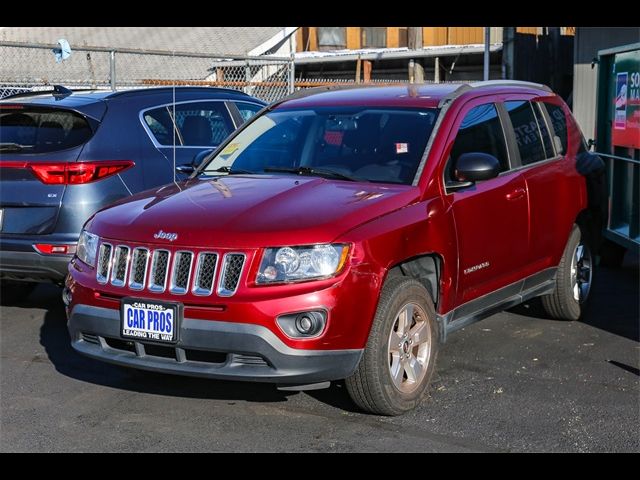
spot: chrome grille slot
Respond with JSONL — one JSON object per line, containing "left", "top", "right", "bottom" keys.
{"left": 192, "top": 252, "right": 218, "bottom": 296}
{"left": 170, "top": 251, "right": 194, "bottom": 295}
{"left": 110, "top": 245, "right": 130, "bottom": 287}
{"left": 148, "top": 249, "right": 170, "bottom": 292}
{"left": 218, "top": 253, "right": 245, "bottom": 296}
{"left": 128, "top": 248, "right": 149, "bottom": 290}
{"left": 96, "top": 243, "right": 113, "bottom": 284}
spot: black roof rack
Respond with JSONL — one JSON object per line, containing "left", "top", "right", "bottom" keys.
{"left": 105, "top": 86, "right": 251, "bottom": 99}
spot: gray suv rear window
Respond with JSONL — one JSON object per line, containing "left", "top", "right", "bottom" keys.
{"left": 0, "top": 106, "right": 93, "bottom": 154}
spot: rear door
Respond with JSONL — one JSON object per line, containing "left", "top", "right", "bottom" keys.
{"left": 502, "top": 98, "right": 575, "bottom": 271}
{"left": 0, "top": 104, "right": 97, "bottom": 235}
{"left": 443, "top": 100, "right": 530, "bottom": 304}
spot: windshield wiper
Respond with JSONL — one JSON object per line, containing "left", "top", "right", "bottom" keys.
{"left": 263, "top": 166, "right": 366, "bottom": 182}
{"left": 202, "top": 166, "right": 256, "bottom": 175}
{"left": 0, "top": 142, "right": 33, "bottom": 152}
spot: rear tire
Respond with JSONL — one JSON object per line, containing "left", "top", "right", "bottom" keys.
{"left": 0, "top": 280, "right": 38, "bottom": 305}
{"left": 541, "top": 225, "right": 593, "bottom": 320}
{"left": 346, "top": 277, "right": 439, "bottom": 415}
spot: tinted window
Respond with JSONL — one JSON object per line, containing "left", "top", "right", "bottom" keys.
{"left": 532, "top": 102, "right": 554, "bottom": 157}
{"left": 544, "top": 102, "right": 568, "bottom": 154}
{"left": 234, "top": 102, "right": 263, "bottom": 123}
{"left": 203, "top": 106, "right": 438, "bottom": 185}
{"left": 0, "top": 106, "right": 93, "bottom": 154}
{"left": 504, "top": 100, "right": 547, "bottom": 165}
{"left": 447, "top": 103, "right": 509, "bottom": 182}
{"left": 143, "top": 102, "right": 233, "bottom": 147}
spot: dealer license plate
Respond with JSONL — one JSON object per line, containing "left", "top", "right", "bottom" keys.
{"left": 121, "top": 298, "right": 180, "bottom": 343}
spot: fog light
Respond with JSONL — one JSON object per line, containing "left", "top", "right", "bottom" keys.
{"left": 295, "top": 314, "right": 314, "bottom": 334}
{"left": 277, "top": 310, "right": 326, "bottom": 339}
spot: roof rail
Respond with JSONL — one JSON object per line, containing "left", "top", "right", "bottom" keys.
{"left": 468, "top": 80, "right": 552, "bottom": 92}
{"left": 106, "top": 86, "right": 251, "bottom": 99}
{"left": 437, "top": 84, "right": 472, "bottom": 107}
{"left": 436, "top": 80, "right": 552, "bottom": 107}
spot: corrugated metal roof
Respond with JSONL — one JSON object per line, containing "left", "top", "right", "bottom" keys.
{"left": 0, "top": 27, "right": 286, "bottom": 56}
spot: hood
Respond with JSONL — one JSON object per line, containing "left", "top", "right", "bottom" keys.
{"left": 88, "top": 175, "right": 419, "bottom": 248}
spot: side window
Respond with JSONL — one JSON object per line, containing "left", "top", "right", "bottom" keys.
{"left": 234, "top": 102, "right": 263, "bottom": 124}
{"left": 174, "top": 102, "right": 233, "bottom": 146}
{"left": 532, "top": 102, "right": 554, "bottom": 158}
{"left": 543, "top": 102, "right": 568, "bottom": 155}
{"left": 143, "top": 102, "right": 233, "bottom": 147}
{"left": 446, "top": 103, "right": 510, "bottom": 182}
{"left": 504, "top": 100, "right": 548, "bottom": 165}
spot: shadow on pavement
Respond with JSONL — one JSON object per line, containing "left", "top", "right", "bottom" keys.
{"left": 36, "top": 285, "right": 299, "bottom": 404}
{"left": 29, "top": 247, "right": 639, "bottom": 407}
{"left": 509, "top": 252, "right": 639, "bottom": 342}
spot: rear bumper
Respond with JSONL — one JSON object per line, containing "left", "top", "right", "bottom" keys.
{"left": 68, "top": 304, "right": 363, "bottom": 385}
{"left": 0, "top": 249, "right": 71, "bottom": 283}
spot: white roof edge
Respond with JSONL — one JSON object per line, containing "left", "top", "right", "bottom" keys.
{"left": 294, "top": 43, "right": 503, "bottom": 64}
{"left": 248, "top": 27, "right": 298, "bottom": 56}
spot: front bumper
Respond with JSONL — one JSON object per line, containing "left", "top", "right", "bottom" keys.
{"left": 68, "top": 304, "right": 363, "bottom": 385}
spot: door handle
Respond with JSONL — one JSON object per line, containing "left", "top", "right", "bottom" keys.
{"left": 505, "top": 188, "right": 526, "bottom": 201}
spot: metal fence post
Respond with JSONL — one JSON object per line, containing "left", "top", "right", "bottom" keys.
{"left": 110, "top": 50, "right": 116, "bottom": 91}
{"left": 288, "top": 55, "right": 295, "bottom": 94}
{"left": 244, "top": 60, "right": 251, "bottom": 95}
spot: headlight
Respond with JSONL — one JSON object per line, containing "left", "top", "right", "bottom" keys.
{"left": 77, "top": 230, "right": 99, "bottom": 267}
{"left": 257, "top": 244, "right": 349, "bottom": 284}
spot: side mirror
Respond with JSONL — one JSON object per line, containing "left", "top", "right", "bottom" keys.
{"left": 192, "top": 148, "right": 214, "bottom": 168}
{"left": 454, "top": 152, "right": 501, "bottom": 182}
{"left": 175, "top": 164, "right": 196, "bottom": 175}
{"left": 175, "top": 148, "right": 215, "bottom": 176}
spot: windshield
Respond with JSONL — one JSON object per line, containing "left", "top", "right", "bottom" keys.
{"left": 201, "top": 106, "right": 439, "bottom": 185}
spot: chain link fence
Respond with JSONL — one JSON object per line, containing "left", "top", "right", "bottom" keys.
{"left": 0, "top": 42, "right": 295, "bottom": 102}
{"left": 0, "top": 42, "right": 463, "bottom": 104}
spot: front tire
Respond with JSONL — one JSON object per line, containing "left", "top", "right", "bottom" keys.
{"left": 541, "top": 225, "right": 593, "bottom": 320}
{"left": 346, "top": 277, "right": 439, "bottom": 415}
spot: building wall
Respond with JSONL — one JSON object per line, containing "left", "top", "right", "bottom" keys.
{"left": 296, "top": 27, "right": 504, "bottom": 52}
{"left": 573, "top": 27, "right": 640, "bottom": 139}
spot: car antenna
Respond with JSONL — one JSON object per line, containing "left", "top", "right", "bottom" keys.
{"left": 52, "top": 85, "right": 72, "bottom": 98}
{"left": 171, "top": 50, "right": 180, "bottom": 190}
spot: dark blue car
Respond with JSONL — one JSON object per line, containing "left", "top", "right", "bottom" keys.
{"left": 0, "top": 86, "right": 265, "bottom": 299}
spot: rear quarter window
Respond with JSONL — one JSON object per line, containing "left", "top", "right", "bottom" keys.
{"left": 0, "top": 106, "right": 93, "bottom": 154}
{"left": 234, "top": 102, "right": 263, "bottom": 123}
{"left": 544, "top": 102, "right": 568, "bottom": 155}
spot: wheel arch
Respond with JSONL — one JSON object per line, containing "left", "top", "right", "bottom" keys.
{"left": 386, "top": 253, "right": 443, "bottom": 305}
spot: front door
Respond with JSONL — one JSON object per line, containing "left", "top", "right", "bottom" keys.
{"left": 140, "top": 101, "right": 236, "bottom": 188}
{"left": 443, "top": 101, "right": 529, "bottom": 305}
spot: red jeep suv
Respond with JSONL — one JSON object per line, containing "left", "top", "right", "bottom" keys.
{"left": 65, "top": 81, "right": 596, "bottom": 415}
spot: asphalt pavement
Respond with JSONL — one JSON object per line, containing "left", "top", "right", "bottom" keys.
{"left": 1, "top": 254, "right": 638, "bottom": 452}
